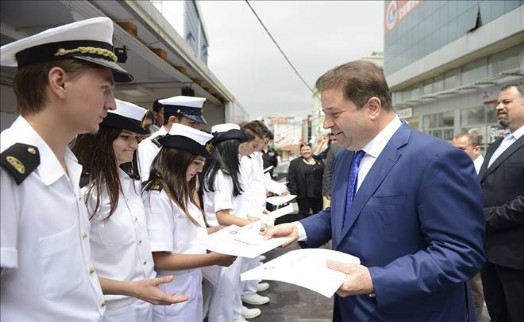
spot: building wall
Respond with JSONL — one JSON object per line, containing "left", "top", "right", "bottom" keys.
{"left": 385, "top": 0, "right": 523, "bottom": 75}
{"left": 384, "top": 0, "right": 524, "bottom": 151}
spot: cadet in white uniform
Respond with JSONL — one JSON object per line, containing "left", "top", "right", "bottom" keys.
{"left": 143, "top": 124, "right": 236, "bottom": 322}
{"left": 203, "top": 124, "right": 264, "bottom": 322}
{"left": 137, "top": 96, "right": 207, "bottom": 182}
{"left": 0, "top": 18, "right": 133, "bottom": 321}
{"left": 72, "top": 99, "right": 186, "bottom": 321}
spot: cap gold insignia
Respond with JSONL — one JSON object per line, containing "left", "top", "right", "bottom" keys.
{"left": 6, "top": 156, "right": 25, "bottom": 174}
{"left": 152, "top": 182, "right": 161, "bottom": 190}
{"left": 27, "top": 147, "right": 36, "bottom": 154}
{"left": 177, "top": 109, "right": 181, "bottom": 113}
{"left": 205, "top": 142, "right": 213, "bottom": 153}
{"left": 55, "top": 47, "right": 118, "bottom": 62}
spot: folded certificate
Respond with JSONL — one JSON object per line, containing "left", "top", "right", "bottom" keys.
{"left": 193, "top": 221, "right": 293, "bottom": 258}
{"left": 240, "top": 248, "right": 360, "bottom": 297}
{"left": 266, "top": 195, "right": 297, "bottom": 206}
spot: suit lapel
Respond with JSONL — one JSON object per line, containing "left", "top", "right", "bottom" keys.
{"left": 478, "top": 138, "right": 501, "bottom": 179}
{"left": 480, "top": 136, "right": 524, "bottom": 181}
{"left": 337, "top": 124, "right": 410, "bottom": 245}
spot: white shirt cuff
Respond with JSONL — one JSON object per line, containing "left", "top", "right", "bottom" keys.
{"left": 294, "top": 222, "right": 307, "bottom": 241}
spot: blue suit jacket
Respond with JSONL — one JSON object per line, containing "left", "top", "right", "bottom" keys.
{"left": 300, "top": 124, "right": 485, "bottom": 322}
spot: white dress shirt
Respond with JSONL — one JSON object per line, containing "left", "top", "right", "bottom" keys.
{"left": 296, "top": 116, "right": 403, "bottom": 240}
{"left": 473, "top": 155, "right": 484, "bottom": 174}
{"left": 487, "top": 125, "right": 524, "bottom": 168}
{"left": 203, "top": 170, "right": 245, "bottom": 226}
{"left": 137, "top": 126, "right": 168, "bottom": 182}
{"left": 1, "top": 116, "right": 105, "bottom": 321}
{"left": 85, "top": 169, "right": 155, "bottom": 306}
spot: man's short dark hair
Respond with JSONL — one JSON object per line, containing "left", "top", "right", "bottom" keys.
{"left": 315, "top": 60, "right": 393, "bottom": 111}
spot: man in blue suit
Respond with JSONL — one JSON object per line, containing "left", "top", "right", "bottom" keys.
{"left": 265, "top": 60, "right": 485, "bottom": 321}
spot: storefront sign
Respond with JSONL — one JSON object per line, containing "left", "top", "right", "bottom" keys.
{"left": 385, "top": 0, "right": 424, "bottom": 33}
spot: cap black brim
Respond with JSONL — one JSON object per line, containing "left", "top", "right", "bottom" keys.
{"left": 101, "top": 113, "right": 149, "bottom": 135}
{"left": 184, "top": 114, "right": 207, "bottom": 124}
{"left": 74, "top": 55, "right": 133, "bottom": 83}
{"left": 157, "top": 135, "right": 211, "bottom": 158}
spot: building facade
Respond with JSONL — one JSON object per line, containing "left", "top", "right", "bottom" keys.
{"left": 384, "top": 0, "right": 524, "bottom": 150}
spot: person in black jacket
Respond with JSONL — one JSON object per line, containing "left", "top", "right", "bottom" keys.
{"left": 479, "top": 82, "right": 524, "bottom": 322}
{"left": 287, "top": 143, "right": 325, "bottom": 218}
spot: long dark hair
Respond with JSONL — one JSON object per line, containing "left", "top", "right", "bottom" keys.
{"left": 203, "top": 138, "right": 243, "bottom": 196}
{"left": 143, "top": 148, "right": 201, "bottom": 225}
{"left": 71, "top": 126, "right": 123, "bottom": 220}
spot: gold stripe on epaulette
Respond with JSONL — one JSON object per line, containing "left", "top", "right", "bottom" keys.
{"left": 54, "top": 47, "right": 118, "bottom": 62}
{"left": 6, "top": 156, "right": 25, "bottom": 174}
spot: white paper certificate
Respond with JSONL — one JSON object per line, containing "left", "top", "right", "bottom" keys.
{"left": 193, "top": 221, "right": 293, "bottom": 258}
{"left": 240, "top": 248, "right": 360, "bottom": 297}
{"left": 266, "top": 195, "right": 297, "bottom": 206}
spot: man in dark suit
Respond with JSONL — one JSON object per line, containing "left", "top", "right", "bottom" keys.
{"left": 478, "top": 82, "right": 524, "bottom": 322}
{"left": 264, "top": 60, "right": 485, "bottom": 321}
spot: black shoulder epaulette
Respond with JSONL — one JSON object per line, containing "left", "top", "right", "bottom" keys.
{"left": 152, "top": 135, "right": 166, "bottom": 148}
{"left": 0, "top": 143, "right": 40, "bottom": 185}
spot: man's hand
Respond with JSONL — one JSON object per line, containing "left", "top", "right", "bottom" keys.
{"left": 326, "top": 260, "right": 374, "bottom": 297}
{"left": 132, "top": 276, "right": 188, "bottom": 305}
{"left": 261, "top": 223, "right": 298, "bottom": 247}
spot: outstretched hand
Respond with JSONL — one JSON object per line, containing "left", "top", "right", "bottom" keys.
{"left": 133, "top": 276, "right": 188, "bottom": 305}
{"left": 261, "top": 223, "right": 299, "bottom": 247}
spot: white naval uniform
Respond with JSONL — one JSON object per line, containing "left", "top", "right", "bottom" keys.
{"left": 137, "top": 127, "right": 168, "bottom": 182}
{"left": 143, "top": 189, "right": 208, "bottom": 322}
{"left": 0, "top": 117, "right": 105, "bottom": 321}
{"left": 203, "top": 170, "right": 246, "bottom": 322}
{"left": 240, "top": 154, "right": 266, "bottom": 297}
{"left": 85, "top": 168, "right": 155, "bottom": 322}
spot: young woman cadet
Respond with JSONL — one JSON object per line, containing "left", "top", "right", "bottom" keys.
{"left": 72, "top": 99, "right": 187, "bottom": 322}
{"left": 143, "top": 124, "right": 236, "bottom": 322}
{"left": 202, "top": 123, "right": 263, "bottom": 322}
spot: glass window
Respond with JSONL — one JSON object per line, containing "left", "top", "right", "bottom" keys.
{"left": 462, "top": 58, "right": 487, "bottom": 85}
{"left": 433, "top": 74, "right": 444, "bottom": 93}
{"left": 423, "top": 79, "right": 433, "bottom": 96}
{"left": 444, "top": 69, "right": 458, "bottom": 90}
{"left": 461, "top": 106, "right": 484, "bottom": 126}
{"left": 488, "top": 45, "right": 521, "bottom": 77}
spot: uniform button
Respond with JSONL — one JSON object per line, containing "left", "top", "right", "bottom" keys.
{"left": 82, "top": 232, "right": 88, "bottom": 239}
{"left": 101, "top": 300, "right": 106, "bottom": 308}
{"left": 138, "top": 240, "right": 142, "bottom": 244}
{"left": 89, "top": 267, "right": 95, "bottom": 274}
{"left": 368, "top": 292, "right": 376, "bottom": 298}
{"left": 143, "top": 260, "right": 147, "bottom": 266}
{"left": 135, "top": 217, "right": 138, "bottom": 221}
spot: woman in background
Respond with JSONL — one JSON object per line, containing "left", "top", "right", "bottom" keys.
{"left": 287, "top": 142, "right": 325, "bottom": 218}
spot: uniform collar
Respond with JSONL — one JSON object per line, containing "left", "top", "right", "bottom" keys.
{"left": 10, "top": 117, "right": 80, "bottom": 186}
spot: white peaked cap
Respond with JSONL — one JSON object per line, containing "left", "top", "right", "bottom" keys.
{"left": 159, "top": 96, "right": 206, "bottom": 108}
{"left": 168, "top": 123, "right": 213, "bottom": 145}
{"left": 113, "top": 99, "right": 146, "bottom": 122}
{"left": 211, "top": 123, "right": 240, "bottom": 133}
{"left": 0, "top": 17, "right": 132, "bottom": 82}
{"left": 101, "top": 99, "right": 148, "bottom": 134}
